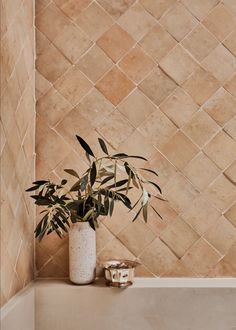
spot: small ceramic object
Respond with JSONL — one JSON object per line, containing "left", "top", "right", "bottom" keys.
{"left": 103, "top": 260, "right": 140, "bottom": 287}
{"left": 69, "top": 222, "right": 96, "bottom": 284}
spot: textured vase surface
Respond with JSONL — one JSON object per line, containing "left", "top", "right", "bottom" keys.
{"left": 69, "top": 222, "right": 96, "bottom": 284}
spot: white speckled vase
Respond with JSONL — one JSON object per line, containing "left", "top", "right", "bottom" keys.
{"left": 69, "top": 222, "right": 96, "bottom": 285}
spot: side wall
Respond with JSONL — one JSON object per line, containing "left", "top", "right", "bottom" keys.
{"left": 1, "top": 0, "right": 35, "bottom": 306}
{"left": 35, "top": 0, "right": 236, "bottom": 278}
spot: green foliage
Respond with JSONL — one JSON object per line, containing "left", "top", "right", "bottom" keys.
{"left": 26, "top": 135, "right": 163, "bottom": 241}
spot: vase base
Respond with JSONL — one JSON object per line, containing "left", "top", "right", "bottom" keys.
{"left": 70, "top": 279, "right": 95, "bottom": 285}
{"left": 106, "top": 281, "right": 133, "bottom": 288}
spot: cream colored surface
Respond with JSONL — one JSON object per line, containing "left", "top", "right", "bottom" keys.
{"left": 35, "top": 279, "right": 236, "bottom": 330}
{"left": 0, "top": 284, "right": 35, "bottom": 330}
{"left": 1, "top": 279, "right": 236, "bottom": 330}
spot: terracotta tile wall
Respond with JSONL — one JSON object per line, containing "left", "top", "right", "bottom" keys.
{"left": 35, "top": 0, "right": 236, "bottom": 278}
{"left": 1, "top": 0, "right": 35, "bottom": 306}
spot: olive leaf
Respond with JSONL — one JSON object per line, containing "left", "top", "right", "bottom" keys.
{"left": 76, "top": 135, "right": 94, "bottom": 157}
{"left": 90, "top": 162, "right": 97, "bottom": 187}
{"left": 140, "top": 168, "right": 158, "bottom": 177}
{"left": 98, "top": 137, "right": 109, "bottom": 155}
{"left": 64, "top": 169, "right": 80, "bottom": 178}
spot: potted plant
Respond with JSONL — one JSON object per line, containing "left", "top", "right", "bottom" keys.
{"left": 26, "top": 135, "right": 163, "bottom": 284}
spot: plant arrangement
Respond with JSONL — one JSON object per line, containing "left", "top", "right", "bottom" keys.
{"left": 26, "top": 135, "right": 163, "bottom": 241}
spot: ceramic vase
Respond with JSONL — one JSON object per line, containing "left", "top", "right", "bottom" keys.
{"left": 69, "top": 222, "right": 96, "bottom": 284}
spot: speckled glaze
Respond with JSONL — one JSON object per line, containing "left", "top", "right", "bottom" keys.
{"left": 69, "top": 222, "right": 96, "bottom": 285}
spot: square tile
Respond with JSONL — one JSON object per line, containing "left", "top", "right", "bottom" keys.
{"left": 0, "top": 122, "right": 6, "bottom": 155}
{"left": 224, "top": 73, "right": 236, "bottom": 98}
{"left": 58, "top": 0, "right": 92, "bottom": 21}
{"left": 36, "top": 3, "right": 70, "bottom": 41}
{"left": 78, "top": 45, "right": 113, "bottom": 83}
{"left": 223, "top": 30, "right": 236, "bottom": 57}
{"left": 160, "top": 131, "right": 199, "bottom": 170}
{"left": 138, "top": 107, "right": 177, "bottom": 149}
{"left": 75, "top": 88, "right": 115, "bottom": 128}
{"left": 54, "top": 108, "right": 91, "bottom": 151}
{"left": 204, "top": 216, "right": 236, "bottom": 255}
{"left": 181, "top": 24, "right": 218, "bottom": 61}
{"left": 36, "top": 29, "right": 50, "bottom": 57}
{"left": 15, "top": 52, "right": 29, "bottom": 94}
{"left": 119, "top": 45, "right": 155, "bottom": 83}
{"left": 35, "top": 71, "right": 51, "bottom": 100}
{"left": 139, "top": 238, "right": 178, "bottom": 276}
{"left": 163, "top": 172, "right": 199, "bottom": 213}
{"left": 76, "top": 2, "right": 113, "bottom": 41}
{"left": 135, "top": 265, "right": 155, "bottom": 277}
{"left": 140, "top": 0, "right": 177, "bottom": 19}
{"left": 54, "top": 65, "right": 92, "bottom": 106}
{"left": 208, "top": 243, "right": 236, "bottom": 277}
{"left": 223, "top": 0, "right": 236, "bottom": 16}
{"left": 203, "top": 88, "right": 236, "bottom": 126}
{"left": 53, "top": 23, "right": 92, "bottom": 64}
{"left": 118, "top": 3, "right": 156, "bottom": 41}
{"left": 36, "top": 42, "right": 70, "bottom": 83}
{"left": 202, "top": 4, "right": 236, "bottom": 41}
{"left": 146, "top": 199, "right": 178, "bottom": 237}
{"left": 139, "top": 68, "right": 177, "bottom": 105}
{"left": 96, "top": 222, "right": 114, "bottom": 254}
{"left": 160, "top": 217, "right": 199, "bottom": 258}
{"left": 117, "top": 129, "right": 157, "bottom": 160}
{"left": 160, "top": 45, "right": 198, "bottom": 84}
{"left": 181, "top": 195, "right": 221, "bottom": 235}
{"left": 182, "top": 238, "right": 221, "bottom": 276}
{"left": 101, "top": 203, "right": 134, "bottom": 236}
{"left": 54, "top": 149, "right": 87, "bottom": 182}
{"left": 36, "top": 0, "right": 51, "bottom": 15}
{"left": 183, "top": 67, "right": 220, "bottom": 105}
{"left": 204, "top": 174, "right": 236, "bottom": 212}
{"left": 96, "top": 67, "right": 135, "bottom": 105}
{"left": 97, "top": 111, "right": 134, "bottom": 149}
{"left": 97, "top": 24, "right": 135, "bottom": 63}
{"left": 118, "top": 89, "right": 156, "bottom": 128}
{"left": 181, "top": 0, "right": 220, "bottom": 20}
{"left": 202, "top": 44, "right": 236, "bottom": 83}
{"left": 36, "top": 124, "right": 71, "bottom": 170}
{"left": 224, "top": 160, "right": 236, "bottom": 184}
{"left": 160, "top": 87, "right": 198, "bottom": 128}
{"left": 183, "top": 152, "right": 220, "bottom": 191}
{"left": 224, "top": 203, "right": 236, "bottom": 227}
{"left": 203, "top": 131, "right": 236, "bottom": 170}
{"left": 163, "top": 260, "right": 196, "bottom": 277}
{"left": 182, "top": 110, "right": 220, "bottom": 147}
{"left": 117, "top": 220, "right": 155, "bottom": 256}
{"left": 224, "top": 116, "right": 236, "bottom": 141}
{"left": 37, "top": 87, "right": 73, "bottom": 127}
{"left": 139, "top": 24, "right": 177, "bottom": 62}
{"left": 97, "top": 0, "right": 135, "bottom": 19}
{"left": 160, "top": 2, "right": 198, "bottom": 42}
{"left": 148, "top": 151, "right": 178, "bottom": 187}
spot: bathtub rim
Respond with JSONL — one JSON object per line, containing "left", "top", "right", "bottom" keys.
{"left": 0, "top": 282, "right": 35, "bottom": 319}
{"left": 2, "top": 276, "right": 236, "bottom": 316}
{"left": 34, "top": 277, "right": 236, "bottom": 289}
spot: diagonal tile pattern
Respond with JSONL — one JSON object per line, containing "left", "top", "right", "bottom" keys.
{"left": 36, "top": 0, "right": 236, "bottom": 279}
{"left": 1, "top": 0, "right": 35, "bottom": 306}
